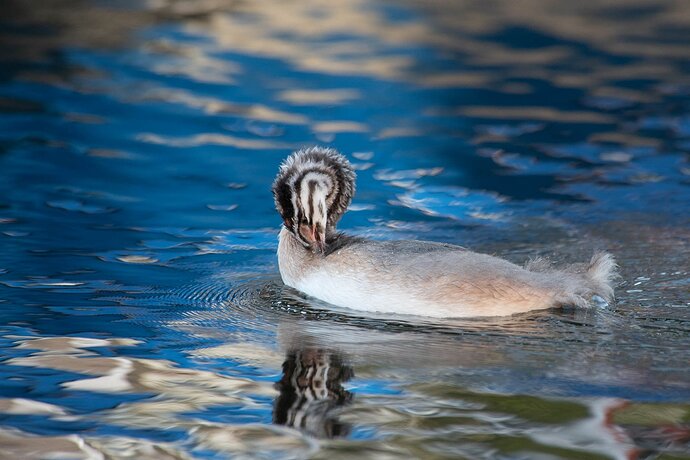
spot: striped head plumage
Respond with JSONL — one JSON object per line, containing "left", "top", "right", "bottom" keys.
{"left": 273, "top": 147, "right": 356, "bottom": 253}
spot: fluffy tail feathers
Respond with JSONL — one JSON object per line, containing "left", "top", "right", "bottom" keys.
{"left": 585, "top": 251, "right": 618, "bottom": 304}
{"left": 526, "top": 251, "right": 619, "bottom": 308}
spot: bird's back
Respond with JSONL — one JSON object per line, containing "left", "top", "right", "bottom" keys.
{"left": 287, "top": 237, "right": 594, "bottom": 317}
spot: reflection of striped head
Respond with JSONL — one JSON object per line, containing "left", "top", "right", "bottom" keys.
{"left": 273, "top": 147, "right": 355, "bottom": 252}
{"left": 273, "top": 348, "right": 353, "bottom": 438}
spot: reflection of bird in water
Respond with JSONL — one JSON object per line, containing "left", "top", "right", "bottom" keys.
{"left": 273, "top": 348, "right": 353, "bottom": 438}
{"left": 273, "top": 147, "right": 618, "bottom": 318}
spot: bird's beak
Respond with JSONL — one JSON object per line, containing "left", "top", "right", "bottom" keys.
{"left": 310, "top": 225, "right": 326, "bottom": 254}
{"left": 299, "top": 223, "right": 326, "bottom": 254}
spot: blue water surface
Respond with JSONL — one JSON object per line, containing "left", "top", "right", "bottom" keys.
{"left": 0, "top": 1, "right": 689, "bottom": 458}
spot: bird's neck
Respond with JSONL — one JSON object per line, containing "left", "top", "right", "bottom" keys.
{"left": 278, "top": 227, "right": 318, "bottom": 284}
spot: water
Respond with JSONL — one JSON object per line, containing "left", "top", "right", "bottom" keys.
{"left": 1, "top": 0, "right": 689, "bottom": 458}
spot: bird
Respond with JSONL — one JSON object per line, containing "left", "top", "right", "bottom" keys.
{"left": 272, "top": 146, "right": 617, "bottom": 318}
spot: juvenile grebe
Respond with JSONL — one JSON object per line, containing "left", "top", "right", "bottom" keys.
{"left": 273, "top": 147, "right": 617, "bottom": 318}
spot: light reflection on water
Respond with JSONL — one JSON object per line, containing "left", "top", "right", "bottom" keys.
{"left": 0, "top": 0, "right": 689, "bottom": 458}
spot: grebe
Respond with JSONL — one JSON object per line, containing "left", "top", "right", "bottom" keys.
{"left": 273, "top": 147, "right": 617, "bottom": 318}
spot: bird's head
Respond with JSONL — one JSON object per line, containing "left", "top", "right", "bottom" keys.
{"left": 273, "top": 147, "right": 355, "bottom": 254}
